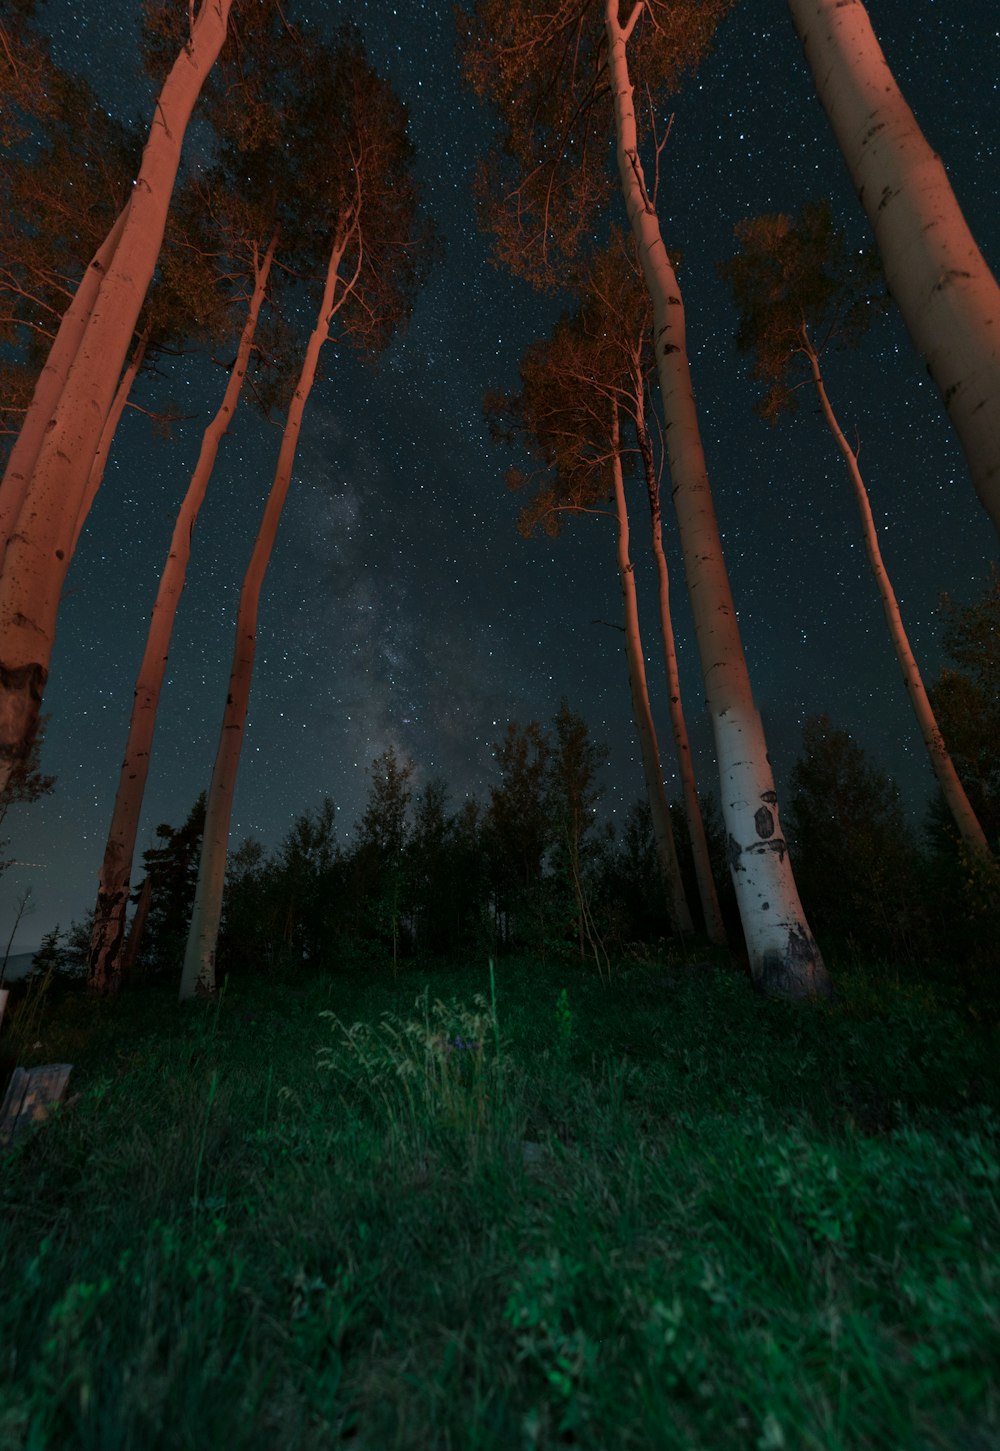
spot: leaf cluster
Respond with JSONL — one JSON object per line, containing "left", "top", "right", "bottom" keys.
{"left": 459, "top": 0, "right": 732, "bottom": 288}
{"left": 486, "top": 233, "right": 652, "bottom": 536}
{"left": 718, "top": 198, "right": 886, "bottom": 424}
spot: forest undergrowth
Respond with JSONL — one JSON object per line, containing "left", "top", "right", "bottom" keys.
{"left": 1, "top": 949, "right": 998, "bottom": 1450}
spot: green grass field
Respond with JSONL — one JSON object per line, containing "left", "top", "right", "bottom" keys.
{"left": 1, "top": 952, "right": 998, "bottom": 1450}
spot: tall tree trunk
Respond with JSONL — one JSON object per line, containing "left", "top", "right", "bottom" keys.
{"left": 788, "top": 0, "right": 1000, "bottom": 539}
{"left": 88, "top": 233, "right": 278, "bottom": 997}
{"left": 606, "top": 0, "right": 830, "bottom": 999}
{"left": 71, "top": 325, "right": 150, "bottom": 557}
{"left": 634, "top": 390, "right": 726, "bottom": 945}
{"left": 0, "top": 0, "right": 233, "bottom": 794}
{"left": 805, "top": 335, "right": 990, "bottom": 855}
{"left": 180, "top": 226, "right": 350, "bottom": 1000}
{"left": 610, "top": 406, "right": 693, "bottom": 934}
{"left": 0, "top": 201, "right": 131, "bottom": 564}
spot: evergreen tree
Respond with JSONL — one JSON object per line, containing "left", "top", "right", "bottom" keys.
{"left": 787, "top": 717, "right": 921, "bottom": 957}
{"left": 134, "top": 794, "right": 206, "bottom": 978}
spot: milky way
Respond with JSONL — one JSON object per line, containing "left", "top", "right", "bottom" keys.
{"left": 2, "top": 0, "right": 996, "bottom": 953}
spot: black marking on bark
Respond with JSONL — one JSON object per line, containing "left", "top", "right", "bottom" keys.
{"left": 666, "top": 296, "right": 681, "bottom": 306}
{"left": 876, "top": 186, "right": 897, "bottom": 213}
{"left": 662, "top": 343, "right": 679, "bottom": 355}
{"left": 0, "top": 659, "right": 46, "bottom": 699}
{"left": 746, "top": 837, "right": 787, "bottom": 862}
{"left": 933, "top": 269, "right": 972, "bottom": 293}
{"left": 55, "top": 549, "right": 64, "bottom": 560}
{"left": 727, "top": 833, "right": 744, "bottom": 871}
{"left": 754, "top": 806, "right": 775, "bottom": 839}
{"left": 760, "top": 790, "right": 777, "bottom": 805}
{"left": 761, "top": 901, "right": 770, "bottom": 911}
{"left": 226, "top": 693, "right": 233, "bottom": 706}
{"left": 861, "top": 121, "right": 885, "bottom": 145}
{"left": 0, "top": 660, "right": 47, "bottom": 770}
{"left": 944, "top": 382, "right": 960, "bottom": 405}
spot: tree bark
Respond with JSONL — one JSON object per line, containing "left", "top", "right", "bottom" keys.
{"left": 120, "top": 874, "right": 153, "bottom": 983}
{"left": 805, "top": 337, "right": 990, "bottom": 856}
{"left": 180, "top": 226, "right": 349, "bottom": 1001}
{"left": 0, "top": 201, "right": 131, "bottom": 564}
{"left": 788, "top": 0, "right": 1000, "bottom": 539}
{"left": 606, "top": 0, "right": 830, "bottom": 999}
{"left": 71, "top": 325, "right": 150, "bottom": 558}
{"left": 88, "top": 232, "right": 278, "bottom": 997}
{"left": 610, "top": 406, "right": 693, "bottom": 935}
{"left": 0, "top": 0, "right": 233, "bottom": 794}
{"left": 634, "top": 393, "right": 727, "bottom": 945}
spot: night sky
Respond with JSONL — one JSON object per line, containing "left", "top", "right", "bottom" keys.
{"left": 2, "top": 0, "right": 997, "bottom": 958}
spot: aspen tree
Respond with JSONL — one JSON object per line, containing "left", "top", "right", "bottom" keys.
{"left": 787, "top": 0, "right": 1000, "bottom": 539}
{"left": 720, "top": 201, "right": 990, "bottom": 859}
{"left": 180, "top": 34, "right": 429, "bottom": 998}
{"left": 488, "top": 311, "right": 694, "bottom": 935}
{"left": 584, "top": 240, "right": 726, "bottom": 942}
{"left": 88, "top": 1, "right": 312, "bottom": 995}
{"left": 0, "top": 0, "right": 233, "bottom": 794}
{"left": 463, "top": 0, "right": 830, "bottom": 995}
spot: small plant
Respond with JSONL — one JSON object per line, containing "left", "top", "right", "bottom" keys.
{"left": 317, "top": 989, "right": 508, "bottom": 1142}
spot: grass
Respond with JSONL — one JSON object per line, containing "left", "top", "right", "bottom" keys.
{"left": 1, "top": 950, "right": 998, "bottom": 1450}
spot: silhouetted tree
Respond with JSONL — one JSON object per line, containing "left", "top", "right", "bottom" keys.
{"left": 546, "top": 700, "right": 610, "bottom": 972}
{"left": 485, "top": 720, "right": 551, "bottom": 950}
{"left": 134, "top": 793, "right": 206, "bottom": 977}
{"left": 787, "top": 717, "right": 921, "bottom": 958}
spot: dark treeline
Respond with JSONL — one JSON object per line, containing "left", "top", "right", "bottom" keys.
{"left": 27, "top": 569, "right": 998, "bottom": 996}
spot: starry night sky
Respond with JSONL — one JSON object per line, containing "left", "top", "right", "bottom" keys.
{"left": 2, "top": 0, "right": 997, "bottom": 957}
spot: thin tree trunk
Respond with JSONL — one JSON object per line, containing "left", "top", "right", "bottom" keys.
{"left": 606, "top": 0, "right": 830, "bottom": 999}
{"left": 634, "top": 390, "right": 726, "bottom": 945}
{"left": 179, "top": 225, "right": 350, "bottom": 1000}
{"left": 0, "top": 0, "right": 233, "bottom": 794}
{"left": 71, "top": 326, "right": 150, "bottom": 558}
{"left": 788, "top": 0, "right": 1000, "bottom": 539}
{"left": 610, "top": 407, "right": 693, "bottom": 935}
{"left": 88, "top": 232, "right": 278, "bottom": 997}
{"left": 120, "top": 874, "right": 153, "bottom": 982}
{"left": 0, "top": 200, "right": 131, "bottom": 563}
{"left": 805, "top": 337, "right": 990, "bottom": 855}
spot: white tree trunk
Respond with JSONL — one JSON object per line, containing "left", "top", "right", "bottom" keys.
{"left": 788, "top": 0, "right": 1000, "bottom": 538}
{"left": 634, "top": 393, "right": 727, "bottom": 945}
{"left": 72, "top": 326, "right": 150, "bottom": 558}
{"left": 610, "top": 410, "right": 693, "bottom": 934}
{"left": 806, "top": 340, "right": 990, "bottom": 855}
{"left": 88, "top": 234, "right": 277, "bottom": 996}
{"left": 0, "top": 0, "right": 233, "bottom": 793}
{"left": 606, "top": 0, "right": 830, "bottom": 998}
{"left": 180, "top": 228, "right": 349, "bottom": 1000}
{"left": 0, "top": 201, "right": 131, "bottom": 564}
